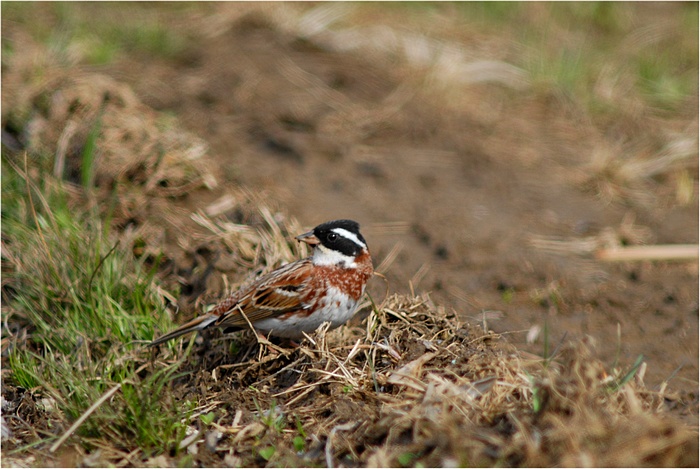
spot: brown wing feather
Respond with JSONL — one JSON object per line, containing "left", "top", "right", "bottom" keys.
{"left": 214, "top": 259, "right": 313, "bottom": 328}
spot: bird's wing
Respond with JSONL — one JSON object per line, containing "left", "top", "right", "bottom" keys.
{"left": 214, "top": 259, "right": 314, "bottom": 328}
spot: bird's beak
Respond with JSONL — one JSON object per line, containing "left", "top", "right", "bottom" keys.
{"left": 295, "top": 231, "right": 320, "bottom": 246}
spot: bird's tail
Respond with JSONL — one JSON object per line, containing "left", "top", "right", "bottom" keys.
{"left": 149, "top": 314, "right": 219, "bottom": 346}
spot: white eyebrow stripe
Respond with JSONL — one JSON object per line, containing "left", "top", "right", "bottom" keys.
{"left": 332, "top": 227, "right": 366, "bottom": 248}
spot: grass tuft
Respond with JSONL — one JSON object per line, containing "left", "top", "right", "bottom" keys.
{"left": 2, "top": 158, "right": 193, "bottom": 455}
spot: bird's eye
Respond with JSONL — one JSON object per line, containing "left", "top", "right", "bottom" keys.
{"left": 327, "top": 232, "right": 338, "bottom": 242}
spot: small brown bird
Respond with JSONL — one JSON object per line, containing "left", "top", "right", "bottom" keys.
{"left": 150, "top": 219, "right": 373, "bottom": 345}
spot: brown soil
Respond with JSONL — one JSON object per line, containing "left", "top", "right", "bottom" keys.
{"left": 101, "top": 4, "right": 697, "bottom": 419}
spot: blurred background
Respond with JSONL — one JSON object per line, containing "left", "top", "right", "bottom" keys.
{"left": 3, "top": 2, "right": 698, "bottom": 421}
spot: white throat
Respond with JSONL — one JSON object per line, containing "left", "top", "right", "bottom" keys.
{"left": 312, "top": 244, "right": 357, "bottom": 267}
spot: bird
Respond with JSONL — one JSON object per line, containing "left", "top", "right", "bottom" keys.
{"left": 150, "top": 219, "right": 373, "bottom": 345}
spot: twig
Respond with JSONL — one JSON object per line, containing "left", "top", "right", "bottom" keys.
{"left": 235, "top": 304, "right": 288, "bottom": 355}
{"left": 87, "top": 240, "right": 120, "bottom": 292}
{"left": 49, "top": 363, "right": 149, "bottom": 453}
{"left": 375, "top": 242, "right": 403, "bottom": 274}
{"left": 49, "top": 383, "right": 122, "bottom": 453}
{"left": 250, "top": 356, "right": 307, "bottom": 388}
{"left": 325, "top": 422, "right": 357, "bottom": 468}
{"left": 371, "top": 272, "right": 390, "bottom": 311}
{"left": 178, "top": 429, "right": 202, "bottom": 450}
{"left": 595, "top": 244, "right": 698, "bottom": 261}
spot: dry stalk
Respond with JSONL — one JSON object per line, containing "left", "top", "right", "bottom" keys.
{"left": 595, "top": 244, "right": 698, "bottom": 261}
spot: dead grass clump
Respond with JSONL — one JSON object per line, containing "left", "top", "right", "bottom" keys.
{"left": 508, "top": 341, "right": 699, "bottom": 467}
{"left": 146, "top": 293, "right": 696, "bottom": 467}
{"left": 146, "top": 293, "right": 507, "bottom": 467}
{"left": 3, "top": 46, "right": 215, "bottom": 194}
{"left": 576, "top": 137, "right": 698, "bottom": 208}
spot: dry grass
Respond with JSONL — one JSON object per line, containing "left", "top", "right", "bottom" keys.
{"left": 3, "top": 49, "right": 215, "bottom": 193}
{"left": 4, "top": 152, "right": 695, "bottom": 466}
{"left": 136, "top": 292, "right": 697, "bottom": 468}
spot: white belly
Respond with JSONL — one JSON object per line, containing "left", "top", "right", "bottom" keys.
{"left": 253, "top": 286, "right": 361, "bottom": 339}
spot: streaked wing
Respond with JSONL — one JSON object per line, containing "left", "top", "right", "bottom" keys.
{"left": 214, "top": 259, "right": 313, "bottom": 328}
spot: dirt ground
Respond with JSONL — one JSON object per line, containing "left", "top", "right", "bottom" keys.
{"left": 94, "top": 4, "right": 698, "bottom": 420}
